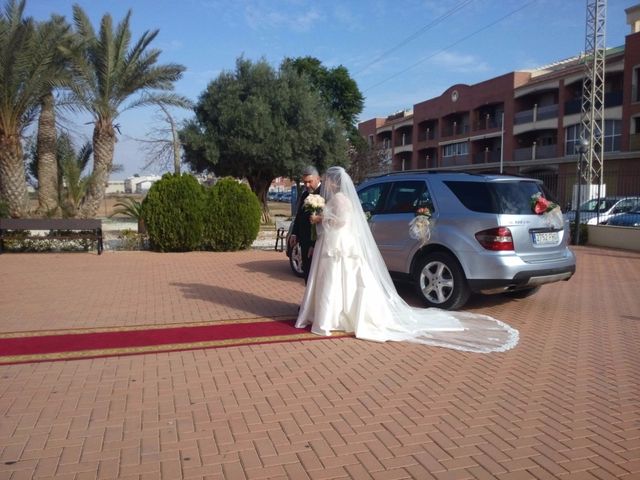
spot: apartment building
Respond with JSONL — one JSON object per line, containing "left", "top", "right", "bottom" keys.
{"left": 358, "top": 4, "right": 640, "bottom": 202}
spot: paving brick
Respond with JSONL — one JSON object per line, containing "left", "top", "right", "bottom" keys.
{"left": 0, "top": 247, "right": 638, "bottom": 480}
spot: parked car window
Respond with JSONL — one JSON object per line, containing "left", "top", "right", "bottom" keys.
{"left": 358, "top": 183, "right": 389, "bottom": 213}
{"left": 445, "top": 180, "right": 543, "bottom": 214}
{"left": 581, "top": 198, "right": 617, "bottom": 212}
{"left": 417, "top": 186, "right": 435, "bottom": 214}
{"left": 612, "top": 198, "right": 638, "bottom": 214}
{"left": 383, "top": 181, "right": 425, "bottom": 213}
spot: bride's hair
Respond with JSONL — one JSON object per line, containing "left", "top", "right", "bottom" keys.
{"left": 321, "top": 166, "right": 344, "bottom": 201}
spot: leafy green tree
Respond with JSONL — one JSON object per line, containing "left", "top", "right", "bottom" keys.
{"left": 62, "top": 5, "right": 186, "bottom": 217}
{"left": 0, "top": 0, "right": 63, "bottom": 217}
{"left": 181, "top": 57, "right": 348, "bottom": 223}
{"left": 281, "top": 56, "right": 364, "bottom": 138}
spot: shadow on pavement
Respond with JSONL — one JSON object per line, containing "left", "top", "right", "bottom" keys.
{"left": 172, "top": 282, "right": 299, "bottom": 318}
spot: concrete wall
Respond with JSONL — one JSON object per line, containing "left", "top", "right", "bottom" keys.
{"left": 587, "top": 225, "right": 640, "bottom": 252}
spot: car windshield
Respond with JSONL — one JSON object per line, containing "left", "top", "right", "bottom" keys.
{"left": 444, "top": 180, "right": 548, "bottom": 214}
{"left": 579, "top": 198, "right": 617, "bottom": 212}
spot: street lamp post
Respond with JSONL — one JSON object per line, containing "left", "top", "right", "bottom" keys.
{"left": 574, "top": 138, "right": 589, "bottom": 245}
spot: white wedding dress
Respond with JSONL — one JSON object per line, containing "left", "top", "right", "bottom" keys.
{"left": 295, "top": 167, "right": 519, "bottom": 353}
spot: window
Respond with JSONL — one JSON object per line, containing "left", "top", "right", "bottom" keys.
{"left": 442, "top": 141, "right": 468, "bottom": 157}
{"left": 416, "top": 188, "right": 435, "bottom": 214}
{"left": 358, "top": 183, "right": 389, "bottom": 213}
{"left": 445, "top": 180, "right": 546, "bottom": 214}
{"left": 566, "top": 120, "right": 621, "bottom": 154}
{"left": 634, "top": 67, "right": 640, "bottom": 102}
{"left": 565, "top": 124, "right": 581, "bottom": 155}
{"left": 383, "top": 181, "right": 425, "bottom": 214}
{"left": 603, "top": 119, "right": 621, "bottom": 152}
{"left": 368, "top": 134, "right": 374, "bottom": 147}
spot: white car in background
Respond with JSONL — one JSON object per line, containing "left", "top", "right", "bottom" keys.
{"left": 565, "top": 196, "right": 640, "bottom": 225}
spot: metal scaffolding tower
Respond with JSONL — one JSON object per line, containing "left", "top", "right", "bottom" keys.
{"left": 579, "top": 0, "right": 607, "bottom": 186}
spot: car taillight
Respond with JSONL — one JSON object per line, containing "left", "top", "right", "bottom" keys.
{"left": 475, "top": 227, "right": 514, "bottom": 251}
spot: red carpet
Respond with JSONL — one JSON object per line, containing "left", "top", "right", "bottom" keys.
{"left": 0, "top": 317, "right": 352, "bottom": 365}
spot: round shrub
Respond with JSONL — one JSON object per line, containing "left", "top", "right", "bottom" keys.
{"left": 203, "top": 177, "right": 261, "bottom": 251}
{"left": 142, "top": 173, "right": 205, "bottom": 252}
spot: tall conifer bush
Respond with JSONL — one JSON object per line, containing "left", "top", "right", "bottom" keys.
{"left": 203, "top": 177, "right": 261, "bottom": 251}
{"left": 142, "top": 173, "right": 205, "bottom": 251}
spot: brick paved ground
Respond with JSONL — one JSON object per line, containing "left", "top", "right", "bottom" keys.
{"left": 0, "top": 246, "right": 638, "bottom": 479}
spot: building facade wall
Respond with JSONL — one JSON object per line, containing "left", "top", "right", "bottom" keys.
{"left": 358, "top": 11, "right": 640, "bottom": 202}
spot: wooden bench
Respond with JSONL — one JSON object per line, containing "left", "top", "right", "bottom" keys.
{"left": 0, "top": 218, "right": 104, "bottom": 254}
{"left": 275, "top": 219, "right": 291, "bottom": 252}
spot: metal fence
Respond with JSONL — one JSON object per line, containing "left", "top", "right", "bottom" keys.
{"left": 526, "top": 170, "right": 640, "bottom": 224}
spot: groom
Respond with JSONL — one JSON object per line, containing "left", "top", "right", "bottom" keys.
{"left": 289, "top": 166, "right": 321, "bottom": 284}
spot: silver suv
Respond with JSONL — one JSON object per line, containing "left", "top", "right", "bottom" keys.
{"left": 357, "top": 171, "right": 576, "bottom": 310}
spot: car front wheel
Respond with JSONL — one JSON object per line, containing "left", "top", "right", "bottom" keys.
{"left": 414, "top": 252, "right": 470, "bottom": 310}
{"left": 289, "top": 243, "right": 305, "bottom": 277}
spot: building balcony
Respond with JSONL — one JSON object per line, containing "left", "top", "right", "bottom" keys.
{"left": 513, "top": 143, "right": 557, "bottom": 161}
{"left": 440, "top": 154, "right": 470, "bottom": 167}
{"left": 417, "top": 130, "right": 437, "bottom": 142}
{"left": 473, "top": 116, "right": 502, "bottom": 132}
{"left": 394, "top": 144, "right": 413, "bottom": 154}
{"left": 564, "top": 90, "right": 622, "bottom": 116}
{"left": 473, "top": 150, "right": 501, "bottom": 164}
{"left": 514, "top": 104, "right": 558, "bottom": 125}
{"left": 442, "top": 124, "right": 470, "bottom": 137}
{"left": 394, "top": 134, "right": 413, "bottom": 148}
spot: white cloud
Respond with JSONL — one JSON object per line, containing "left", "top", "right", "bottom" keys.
{"left": 332, "top": 5, "right": 361, "bottom": 31}
{"left": 431, "top": 51, "right": 490, "bottom": 74}
{"left": 184, "top": 68, "right": 223, "bottom": 90}
{"left": 160, "top": 39, "right": 184, "bottom": 52}
{"left": 244, "top": 3, "right": 322, "bottom": 32}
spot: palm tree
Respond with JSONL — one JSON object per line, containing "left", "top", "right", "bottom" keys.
{"left": 63, "top": 5, "right": 185, "bottom": 217}
{"left": 0, "top": 0, "right": 60, "bottom": 217}
{"left": 35, "top": 14, "right": 73, "bottom": 216}
{"left": 109, "top": 196, "right": 145, "bottom": 232}
{"left": 58, "top": 136, "right": 93, "bottom": 217}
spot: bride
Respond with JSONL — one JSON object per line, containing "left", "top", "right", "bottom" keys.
{"left": 295, "top": 166, "right": 519, "bottom": 353}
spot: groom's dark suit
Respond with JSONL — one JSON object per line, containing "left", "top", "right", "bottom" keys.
{"left": 291, "top": 184, "right": 321, "bottom": 283}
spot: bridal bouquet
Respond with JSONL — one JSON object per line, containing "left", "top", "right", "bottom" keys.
{"left": 304, "top": 194, "right": 325, "bottom": 240}
{"left": 530, "top": 193, "right": 563, "bottom": 229}
{"left": 409, "top": 207, "right": 432, "bottom": 245}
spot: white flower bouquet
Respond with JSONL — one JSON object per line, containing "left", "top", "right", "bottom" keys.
{"left": 304, "top": 194, "right": 325, "bottom": 240}
{"left": 531, "top": 193, "right": 563, "bottom": 229}
{"left": 409, "top": 207, "right": 432, "bottom": 245}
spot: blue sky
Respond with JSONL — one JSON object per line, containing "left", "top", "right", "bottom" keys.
{"left": 24, "top": 0, "right": 634, "bottom": 179}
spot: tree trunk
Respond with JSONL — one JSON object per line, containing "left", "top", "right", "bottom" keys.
{"left": 36, "top": 92, "right": 59, "bottom": 216}
{"left": 0, "top": 132, "right": 29, "bottom": 218}
{"left": 80, "top": 118, "right": 115, "bottom": 218}
{"left": 157, "top": 103, "right": 182, "bottom": 174}
{"left": 247, "top": 175, "right": 272, "bottom": 224}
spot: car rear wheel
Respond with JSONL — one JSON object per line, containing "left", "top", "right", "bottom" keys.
{"left": 289, "top": 243, "right": 305, "bottom": 277}
{"left": 414, "top": 252, "right": 470, "bottom": 310}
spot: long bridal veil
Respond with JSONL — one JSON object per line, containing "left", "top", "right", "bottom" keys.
{"left": 305, "top": 166, "right": 519, "bottom": 354}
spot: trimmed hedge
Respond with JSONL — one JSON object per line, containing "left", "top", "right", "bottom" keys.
{"left": 142, "top": 173, "right": 206, "bottom": 252}
{"left": 203, "top": 177, "right": 261, "bottom": 251}
{"left": 570, "top": 221, "right": 589, "bottom": 245}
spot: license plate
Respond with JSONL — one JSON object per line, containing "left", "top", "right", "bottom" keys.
{"left": 532, "top": 231, "right": 558, "bottom": 245}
